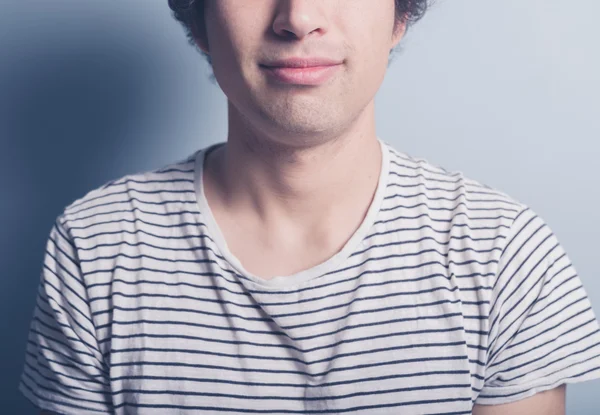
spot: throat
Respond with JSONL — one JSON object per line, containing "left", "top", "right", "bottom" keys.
{"left": 199, "top": 139, "right": 387, "bottom": 283}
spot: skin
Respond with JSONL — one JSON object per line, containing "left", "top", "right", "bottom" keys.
{"left": 191, "top": 2, "right": 568, "bottom": 411}
{"left": 36, "top": 1, "right": 566, "bottom": 413}
{"left": 189, "top": 0, "right": 407, "bottom": 280}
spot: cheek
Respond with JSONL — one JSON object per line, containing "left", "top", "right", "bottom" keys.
{"left": 204, "top": 22, "right": 249, "bottom": 89}
{"left": 342, "top": 9, "right": 396, "bottom": 77}
{"left": 353, "top": 32, "right": 392, "bottom": 83}
{"left": 205, "top": 4, "right": 253, "bottom": 68}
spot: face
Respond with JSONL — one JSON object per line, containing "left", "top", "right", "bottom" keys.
{"left": 195, "top": 0, "right": 405, "bottom": 147}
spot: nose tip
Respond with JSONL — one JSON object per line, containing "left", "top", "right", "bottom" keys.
{"left": 272, "top": 2, "right": 327, "bottom": 40}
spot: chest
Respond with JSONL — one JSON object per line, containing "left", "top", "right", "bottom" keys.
{"left": 209, "top": 198, "right": 366, "bottom": 281}
{"left": 103, "top": 258, "right": 487, "bottom": 414}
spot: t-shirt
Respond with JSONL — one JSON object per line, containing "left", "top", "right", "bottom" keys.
{"left": 18, "top": 138, "right": 600, "bottom": 414}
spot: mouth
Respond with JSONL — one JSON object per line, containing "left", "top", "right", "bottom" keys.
{"left": 260, "top": 64, "right": 342, "bottom": 86}
{"left": 259, "top": 58, "right": 343, "bottom": 86}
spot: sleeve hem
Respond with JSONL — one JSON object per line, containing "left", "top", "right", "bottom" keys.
{"left": 474, "top": 368, "right": 600, "bottom": 406}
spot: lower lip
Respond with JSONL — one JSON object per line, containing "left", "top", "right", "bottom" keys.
{"left": 260, "top": 64, "right": 342, "bottom": 86}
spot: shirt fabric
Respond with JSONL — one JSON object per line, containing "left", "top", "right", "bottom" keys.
{"left": 18, "top": 138, "right": 600, "bottom": 414}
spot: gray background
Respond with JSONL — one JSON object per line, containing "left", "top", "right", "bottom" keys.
{"left": 1, "top": 0, "right": 598, "bottom": 413}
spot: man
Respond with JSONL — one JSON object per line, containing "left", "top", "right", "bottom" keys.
{"left": 20, "top": 1, "right": 600, "bottom": 414}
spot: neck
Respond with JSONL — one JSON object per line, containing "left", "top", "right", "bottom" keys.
{"left": 205, "top": 99, "right": 383, "bottom": 236}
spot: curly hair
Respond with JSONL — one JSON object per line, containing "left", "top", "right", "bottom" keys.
{"left": 168, "top": 0, "right": 431, "bottom": 67}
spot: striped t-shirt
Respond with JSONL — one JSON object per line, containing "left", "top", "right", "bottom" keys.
{"left": 19, "top": 138, "right": 600, "bottom": 414}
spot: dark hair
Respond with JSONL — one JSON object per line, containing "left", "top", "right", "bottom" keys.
{"left": 168, "top": 0, "right": 431, "bottom": 68}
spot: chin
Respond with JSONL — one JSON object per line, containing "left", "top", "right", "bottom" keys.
{"left": 262, "top": 113, "right": 334, "bottom": 135}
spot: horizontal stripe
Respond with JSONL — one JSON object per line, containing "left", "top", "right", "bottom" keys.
{"left": 19, "top": 139, "right": 600, "bottom": 414}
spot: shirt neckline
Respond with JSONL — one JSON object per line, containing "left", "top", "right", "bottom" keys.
{"left": 192, "top": 137, "right": 390, "bottom": 289}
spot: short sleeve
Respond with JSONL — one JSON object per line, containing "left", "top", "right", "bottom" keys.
{"left": 18, "top": 216, "right": 113, "bottom": 414}
{"left": 475, "top": 206, "right": 600, "bottom": 405}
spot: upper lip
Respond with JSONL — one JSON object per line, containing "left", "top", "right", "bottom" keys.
{"left": 261, "top": 57, "right": 343, "bottom": 68}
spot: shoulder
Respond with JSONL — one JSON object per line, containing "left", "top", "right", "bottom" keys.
{"left": 380, "top": 142, "right": 531, "bottom": 288}
{"left": 383, "top": 142, "right": 527, "bottom": 231}
{"left": 56, "top": 149, "right": 202, "bottom": 245}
